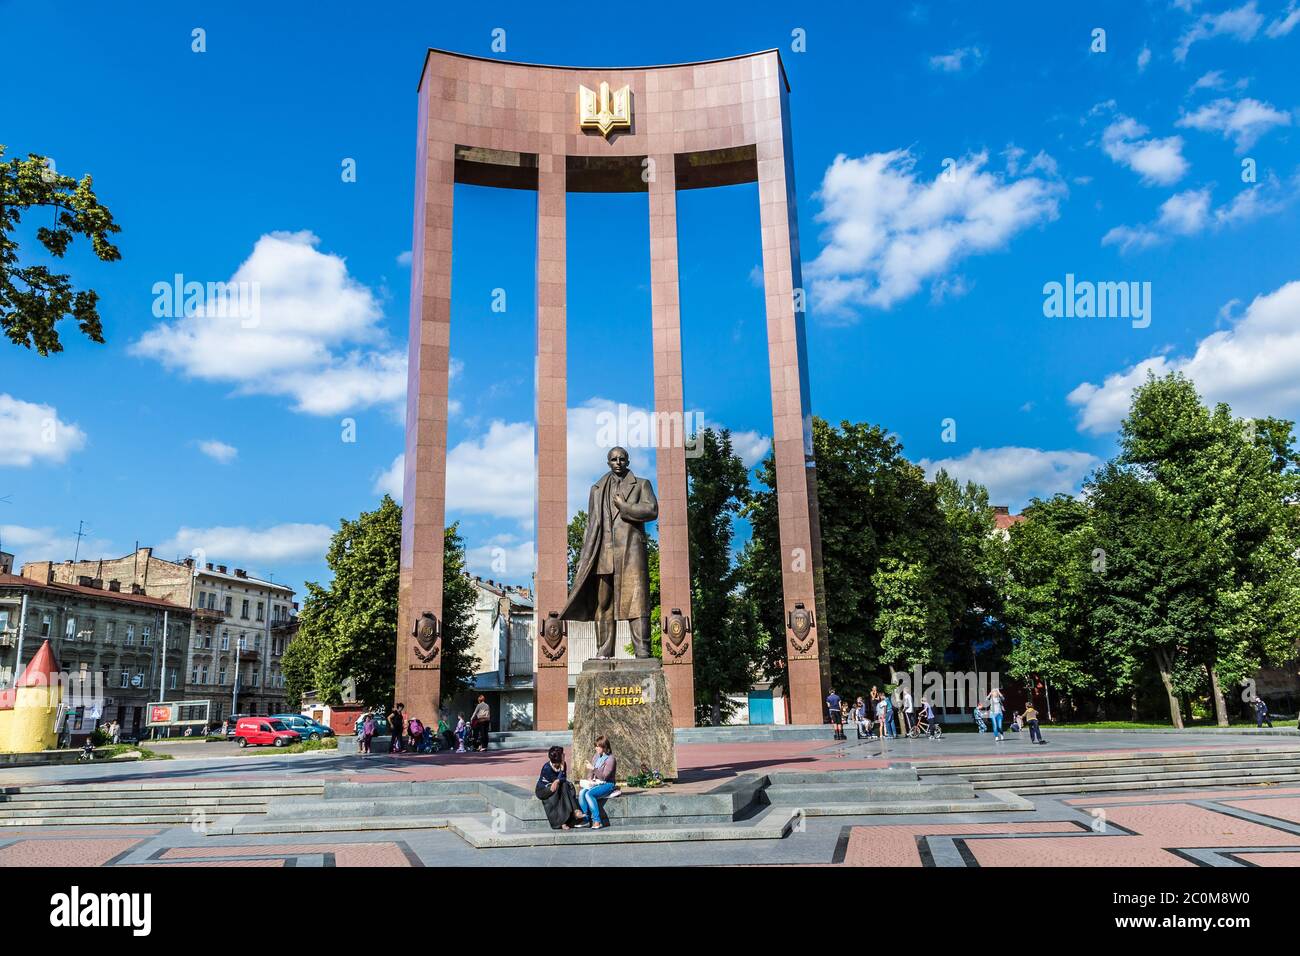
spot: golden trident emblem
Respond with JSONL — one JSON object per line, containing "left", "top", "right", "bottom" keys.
{"left": 578, "top": 81, "right": 631, "bottom": 138}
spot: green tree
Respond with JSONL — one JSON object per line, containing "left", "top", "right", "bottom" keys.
{"left": 741, "top": 418, "right": 970, "bottom": 695}
{"left": 1001, "top": 495, "right": 1100, "bottom": 709}
{"left": 284, "top": 496, "right": 478, "bottom": 708}
{"left": 1, "top": 147, "right": 121, "bottom": 354}
{"left": 687, "top": 428, "right": 764, "bottom": 724}
{"left": 1104, "top": 372, "right": 1300, "bottom": 724}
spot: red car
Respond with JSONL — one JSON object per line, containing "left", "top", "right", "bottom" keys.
{"left": 233, "top": 717, "right": 302, "bottom": 748}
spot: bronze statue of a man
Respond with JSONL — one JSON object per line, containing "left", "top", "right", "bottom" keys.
{"left": 562, "top": 446, "right": 658, "bottom": 658}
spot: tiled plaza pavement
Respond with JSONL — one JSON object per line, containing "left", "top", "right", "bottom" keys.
{"left": 2, "top": 730, "right": 1298, "bottom": 866}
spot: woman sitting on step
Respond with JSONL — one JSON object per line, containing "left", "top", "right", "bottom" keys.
{"left": 577, "top": 736, "right": 618, "bottom": 829}
{"left": 535, "top": 745, "right": 585, "bottom": 830}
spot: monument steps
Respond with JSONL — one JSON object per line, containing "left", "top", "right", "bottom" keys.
{"left": 0, "top": 780, "right": 324, "bottom": 826}
{"left": 263, "top": 795, "right": 489, "bottom": 819}
{"left": 912, "top": 745, "right": 1300, "bottom": 794}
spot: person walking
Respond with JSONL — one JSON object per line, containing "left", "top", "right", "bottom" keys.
{"left": 884, "top": 690, "right": 897, "bottom": 739}
{"left": 987, "top": 687, "right": 1006, "bottom": 741}
{"left": 1024, "top": 702, "right": 1046, "bottom": 745}
{"left": 902, "top": 687, "right": 915, "bottom": 737}
{"left": 454, "top": 713, "right": 468, "bottom": 752}
{"left": 826, "top": 688, "right": 843, "bottom": 740}
{"left": 387, "top": 702, "right": 405, "bottom": 753}
{"left": 1254, "top": 696, "right": 1274, "bottom": 729}
{"left": 471, "top": 695, "right": 491, "bottom": 752}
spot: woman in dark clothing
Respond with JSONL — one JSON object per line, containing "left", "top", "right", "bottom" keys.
{"left": 535, "top": 745, "right": 584, "bottom": 830}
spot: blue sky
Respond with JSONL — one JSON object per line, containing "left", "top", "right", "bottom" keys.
{"left": 4, "top": 0, "right": 1300, "bottom": 602}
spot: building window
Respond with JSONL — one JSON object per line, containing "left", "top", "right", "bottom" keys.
{"left": 64, "top": 617, "right": 76, "bottom": 640}
{"left": 119, "top": 670, "right": 129, "bottom": 688}
{"left": 105, "top": 621, "right": 115, "bottom": 643}
{"left": 220, "top": 631, "right": 229, "bottom": 651}
{"left": 200, "top": 666, "right": 208, "bottom": 684}
{"left": 203, "top": 631, "right": 212, "bottom": 649}
{"left": 224, "top": 596, "right": 232, "bottom": 615}
{"left": 254, "top": 635, "right": 262, "bottom": 651}
{"left": 191, "top": 667, "right": 199, "bottom": 683}
{"left": 241, "top": 599, "right": 250, "bottom": 619}
{"left": 125, "top": 624, "right": 135, "bottom": 645}
{"left": 141, "top": 624, "right": 151, "bottom": 646}
{"left": 40, "top": 613, "right": 52, "bottom": 637}
{"left": 256, "top": 601, "right": 264, "bottom": 622}
{"left": 169, "top": 672, "right": 177, "bottom": 690}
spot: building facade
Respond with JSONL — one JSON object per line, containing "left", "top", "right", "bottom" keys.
{"left": 0, "top": 571, "right": 193, "bottom": 735}
{"left": 21, "top": 548, "right": 298, "bottom": 723}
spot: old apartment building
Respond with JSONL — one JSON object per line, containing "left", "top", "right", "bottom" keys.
{"left": 22, "top": 547, "right": 298, "bottom": 722}
{"left": 0, "top": 571, "right": 193, "bottom": 734}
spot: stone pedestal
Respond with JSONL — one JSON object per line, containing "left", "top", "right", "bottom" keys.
{"left": 572, "top": 659, "right": 677, "bottom": 780}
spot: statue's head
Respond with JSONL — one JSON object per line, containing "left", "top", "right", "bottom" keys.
{"left": 607, "top": 446, "right": 630, "bottom": 477}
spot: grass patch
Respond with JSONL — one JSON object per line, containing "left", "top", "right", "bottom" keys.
{"left": 1045, "top": 719, "right": 1297, "bottom": 730}
{"left": 98, "top": 744, "right": 173, "bottom": 760}
{"left": 249, "top": 737, "right": 339, "bottom": 756}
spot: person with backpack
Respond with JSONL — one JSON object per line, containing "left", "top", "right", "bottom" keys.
{"left": 1254, "top": 696, "right": 1274, "bottom": 728}
{"left": 407, "top": 716, "right": 424, "bottom": 751}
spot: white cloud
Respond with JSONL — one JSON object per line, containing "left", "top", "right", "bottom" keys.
{"left": 1176, "top": 97, "right": 1292, "bottom": 152}
{"left": 1175, "top": 1, "right": 1264, "bottom": 61}
{"left": 197, "top": 439, "right": 238, "bottom": 464}
{"left": 396, "top": 250, "right": 413, "bottom": 266}
{"left": 0, "top": 394, "right": 86, "bottom": 467}
{"left": 929, "top": 46, "right": 983, "bottom": 72}
{"left": 1100, "top": 115, "right": 1189, "bottom": 185}
{"left": 1102, "top": 174, "right": 1293, "bottom": 252}
{"left": 159, "top": 523, "right": 334, "bottom": 566}
{"left": 0, "top": 524, "right": 113, "bottom": 564}
{"left": 919, "top": 447, "right": 1102, "bottom": 508}
{"left": 1137, "top": 45, "right": 1153, "bottom": 72}
{"left": 1267, "top": 0, "right": 1300, "bottom": 36}
{"left": 377, "top": 399, "right": 770, "bottom": 526}
{"left": 132, "top": 231, "right": 406, "bottom": 417}
{"left": 806, "top": 149, "right": 1064, "bottom": 315}
{"left": 466, "top": 533, "right": 535, "bottom": 579}
{"left": 1068, "top": 279, "right": 1300, "bottom": 434}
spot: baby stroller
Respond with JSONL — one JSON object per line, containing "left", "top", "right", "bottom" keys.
{"left": 973, "top": 706, "right": 988, "bottom": 733}
{"left": 415, "top": 726, "right": 441, "bottom": 754}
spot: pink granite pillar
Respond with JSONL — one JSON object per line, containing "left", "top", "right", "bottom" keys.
{"left": 534, "top": 153, "right": 570, "bottom": 731}
{"left": 755, "top": 69, "right": 830, "bottom": 725}
{"left": 397, "top": 79, "right": 454, "bottom": 727}
{"left": 648, "top": 153, "right": 695, "bottom": 729}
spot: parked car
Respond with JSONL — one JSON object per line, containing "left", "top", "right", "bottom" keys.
{"left": 270, "top": 714, "right": 334, "bottom": 741}
{"left": 232, "top": 717, "right": 302, "bottom": 749}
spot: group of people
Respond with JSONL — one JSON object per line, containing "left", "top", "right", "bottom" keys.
{"left": 355, "top": 695, "right": 497, "bottom": 756}
{"left": 970, "top": 689, "right": 1046, "bottom": 744}
{"left": 825, "top": 686, "right": 942, "bottom": 740}
{"left": 535, "top": 737, "right": 620, "bottom": 830}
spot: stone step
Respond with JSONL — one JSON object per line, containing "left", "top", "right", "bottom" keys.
{"left": 322, "top": 780, "right": 484, "bottom": 799}
{"left": 762, "top": 781, "right": 975, "bottom": 805}
{"left": 798, "top": 789, "right": 1034, "bottom": 816}
{"left": 0, "top": 797, "right": 272, "bottom": 814}
{"left": 984, "top": 769, "right": 1300, "bottom": 795}
{"left": 0, "top": 810, "right": 263, "bottom": 826}
{"left": 0, "top": 790, "right": 282, "bottom": 806}
{"left": 447, "top": 808, "right": 800, "bottom": 847}
{"left": 764, "top": 768, "right": 920, "bottom": 785}
{"left": 213, "top": 816, "right": 457, "bottom": 835}
{"left": 0, "top": 780, "right": 324, "bottom": 796}
{"left": 915, "top": 746, "right": 1300, "bottom": 775}
{"left": 956, "top": 762, "right": 1300, "bottom": 787}
{"left": 264, "top": 796, "right": 489, "bottom": 819}
{"left": 0, "top": 803, "right": 268, "bottom": 820}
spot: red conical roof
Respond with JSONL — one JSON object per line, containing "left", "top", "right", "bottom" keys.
{"left": 16, "top": 640, "right": 60, "bottom": 688}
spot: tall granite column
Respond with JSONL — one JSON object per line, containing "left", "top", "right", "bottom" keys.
{"left": 396, "top": 82, "right": 453, "bottom": 726}
{"left": 648, "top": 153, "right": 695, "bottom": 729}
{"left": 755, "top": 68, "right": 830, "bottom": 725}
{"left": 534, "top": 153, "right": 570, "bottom": 731}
